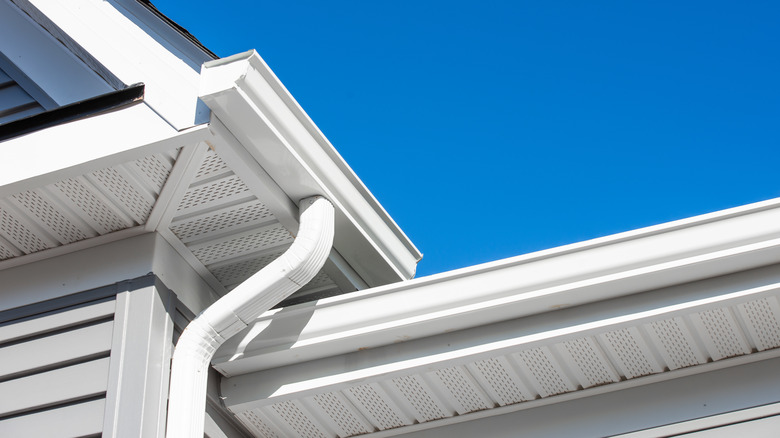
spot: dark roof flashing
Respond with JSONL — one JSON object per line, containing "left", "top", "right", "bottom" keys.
{"left": 137, "top": 1, "right": 219, "bottom": 60}
{"left": 0, "top": 83, "right": 145, "bottom": 142}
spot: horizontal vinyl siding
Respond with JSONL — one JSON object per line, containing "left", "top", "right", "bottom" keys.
{"left": 0, "top": 357, "right": 110, "bottom": 416}
{"left": 0, "top": 398, "right": 105, "bottom": 437}
{"left": 0, "top": 292, "right": 115, "bottom": 436}
{"left": 0, "top": 67, "right": 44, "bottom": 124}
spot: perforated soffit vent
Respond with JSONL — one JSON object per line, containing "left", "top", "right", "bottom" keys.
{"left": 168, "top": 148, "right": 340, "bottom": 298}
{"left": 0, "top": 145, "right": 341, "bottom": 301}
{"left": 223, "top": 288, "right": 780, "bottom": 438}
{"left": 0, "top": 150, "right": 177, "bottom": 259}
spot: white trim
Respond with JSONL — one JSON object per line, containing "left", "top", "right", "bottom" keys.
{"left": 0, "top": 233, "right": 218, "bottom": 314}
{"left": 219, "top": 278, "right": 780, "bottom": 408}
{"left": 0, "top": 226, "right": 146, "bottom": 274}
{"left": 107, "top": 0, "right": 214, "bottom": 70}
{"left": 0, "top": 104, "right": 209, "bottom": 198}
{"left": 214, "top": 198, "right": 780, "bottom": 374}
{"left": 199, "top": 50, "right": 422, "bottom": 286}
{"left": 157, "top": 227, "right": 228, "bottom": 298}
{"left": 207, "top": 117, "right": 300, "bottom": 236}
{"left": 144, "top": 143, "right": 207, "bottom": 233}
{"left": 0, "top": 0, "right": 112, "bottom": 105}
{"left": 103, "top": 278, "right": 175, "bottom": 438}
{"left": 15, "top": 0, "right": 209, "bottom": 129}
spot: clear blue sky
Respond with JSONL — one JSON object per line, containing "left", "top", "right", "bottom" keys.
{"left": 155, "top": 1, "right": 780, "bottom": 277}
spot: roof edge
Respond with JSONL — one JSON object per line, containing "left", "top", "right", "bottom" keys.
{"left": 199, "top": 50, "right": 421, "bottom": 286}
{"left": 214, "top": 196, "right": 780, "bottom": 375}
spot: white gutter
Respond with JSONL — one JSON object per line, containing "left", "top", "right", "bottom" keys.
{"left": 199, "top": 50, "right": 421, "bottom": 286}
{"left": 165, "top": 196, "right": 334, "bottom": 438}
{"left": 214, "top": 196, "right": 780, "bottom": 376}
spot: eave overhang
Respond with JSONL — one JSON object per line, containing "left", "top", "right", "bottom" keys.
{"left": 213, "top": 199, "right": 780, "bottom": 436}
{"left": 216, "top": 197, "right": 780, "bottom": 374}
{"left": 0, "top": 52, "right": 421, "bottom": 307}
{"left": 198, "top": 50, "right": 421, "bottom": 287}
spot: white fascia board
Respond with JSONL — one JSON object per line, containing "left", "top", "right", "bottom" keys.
{"left": 14, "top": 0, "right": 210, "bottom": 129}
{"left": 0, "top": 103, "right": 210, "bottom": 198}
{"left": 199, "top": 50, "right": 422, "bottom": 286}
{"left": 214, "top": 197, "right": 780, "bottom": 375}
{"left": 220, "top": 280, "right": 780, "bottom": 410}
{"left": 0, "top": 0, "right": 112, "bottom": 105}
{"left": 107, "top": 0, "right": 215, "bottom": 71}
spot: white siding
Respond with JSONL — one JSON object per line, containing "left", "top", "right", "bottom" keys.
{"left": 0, "top": 289, "right": 115, "bottom": 436}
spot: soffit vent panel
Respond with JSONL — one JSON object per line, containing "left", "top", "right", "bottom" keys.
{"left": 736, "top": 297, "right": 780, "bottom": 352}
{"left": 238, "top": 410, "right": 283, "bottom": 438}
{"left": 513, "top": 346, "right": 577, "bottom": 397}
{"left": 429, "top": 365, "right": 493, "bottom": 414}
{"left": 690, "top": 308, "right": 752, "bottom": 360}
{"left": 224, "top": 289, "right": 780, "bottom": 438}
{"left": 643, "top": 317, "right": 706, "bottom": 370}
{"left": 1, "top": 143, "right": 346, "bottom": 301}
{"left": 167, "top": 149, "right": 341, "bottom": 298}
{"left": 0, "top": 150, "right": 178, "bottom": 261}
{"left": 598, "top": 327, "right": 663, "bottom": 379}
{"left": 389, "top": 375, "right": 449, "bottom": 422}
{"left": 466, "top": 356, "right": 533, "bottom": 406}
{"left": 556, "top": 337, "right": 620, "bottom": 388}
{"left": 308, "top": 392, "right": 374, "bottom": 437}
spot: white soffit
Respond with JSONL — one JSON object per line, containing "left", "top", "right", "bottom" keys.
{"left": 0, "top": 103, "right": 191, "bottom": 195}
{"left": 160, "top": 145, "right": 344, "bottom": 300}
{"left": 219, "top": 268, "right": 780, "bottom": 438}
{"left": 0, "top": 103, "right": 358, "bottom": 303}
{"left": 199, "top": 50, "right": 422, "bottom": 287}
{"left": 0, "top": 146, "right": 178, "bottom": 262}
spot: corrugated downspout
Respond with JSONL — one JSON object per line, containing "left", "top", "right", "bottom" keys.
{"left": 166, "top": 196, "right": 335, "bottom": 437}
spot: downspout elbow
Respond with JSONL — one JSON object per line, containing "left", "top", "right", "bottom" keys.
{"left": 166, "top": 196, "right": 335, "bottom": 437}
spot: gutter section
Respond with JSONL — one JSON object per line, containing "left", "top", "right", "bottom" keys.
{"left": 214, "top": 196, "right": 780, "bottom": 376}
{"left": 165, "top": 196, "right": 334, "bottom": 438}
{"left": 199, "top": 50, "right": 421, "bottom": 287}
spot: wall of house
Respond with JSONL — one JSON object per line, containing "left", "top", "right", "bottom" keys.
{"left": 0, "top": 234, "right": 250, "bottom": 437}
{"left": 0, "top": 275, "right": 178, "bottom": 437}
{"left": 0, "top": 282, "right": 116, "bottom": 436}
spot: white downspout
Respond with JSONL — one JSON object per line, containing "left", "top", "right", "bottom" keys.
{"left": 165, "top": 196, "right": 335, "bottom": 438}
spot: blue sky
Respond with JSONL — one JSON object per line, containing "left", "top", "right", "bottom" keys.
{"left": 155, "top": 1, "right": 780, "bottom": 277}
